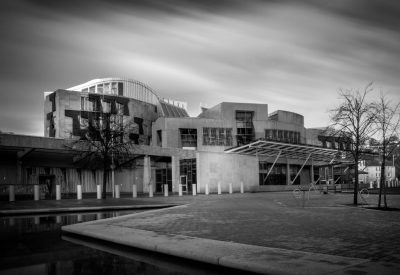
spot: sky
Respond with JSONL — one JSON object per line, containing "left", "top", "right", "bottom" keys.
{"left": 0, "top": 0, "right": 399, "bottom": 136}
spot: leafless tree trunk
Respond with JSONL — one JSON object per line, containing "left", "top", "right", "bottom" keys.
{"left": 373, "top": 93, "right": 400, "bottom": 209}
{"left": 329, "top": 83, "right": 376, "bottom": 205}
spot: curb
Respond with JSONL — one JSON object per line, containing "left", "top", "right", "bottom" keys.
{"left": 62, "top": 222, "right": 372, "bottom": 275}
{"left": 0, "top": 204, "right": 178, "bottom": 216}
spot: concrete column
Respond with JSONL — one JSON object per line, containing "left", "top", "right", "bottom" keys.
{"left": 97, "top": 185, "right": 102, "bottom": 199}
{"left": 77, "top": 185, "right": 82, "bottom": 200}
{"left": 9, "top": 185, "right": 15, "bottom": 202}
{"left": 217, "top": 181, "right": 222, "bottom": 195}
{"left": 34, "top": 184, "right": 39, "bottom": 201}
{"left": 56, "top": 184, "right": 61, "bottom": 200}
{"left": 310, "top": 162, "right": 314, "bottom": 184}
{"left": 178, "top": 184, "right": 183, "bottom": 196}
{"left": 286, "top": 160, "right": 291, "bottom": 185}
{"left": 143, "top": 155, "right": 151, "bottom": 194}
{"left": 115, "top": 184, "right": 120, "bottom": 198}
{"left": 164, "top": 184, "right": 168, "bottom": 197}
{"left": 148, "top": 184, "right": 153, "bottom": 197}
{"left": 192, "top": 184, "right": 197, "bottom": 196}
{"left": 205, "top": 183, "right": 209, "bottom": 195}
{"left": 132, "top": 184, "right": 137, "bottom": 198}
{"left": 171, "top": 155, "right": 179, "bottom": 193}
{"left": 16, "top": 161, "right": 22, "bottom": 185}
{"left": 240, "top": 181, "right": 244, "bottom": 193}
{"left": 229, "top": 183, "right": 233, "bottom": 194}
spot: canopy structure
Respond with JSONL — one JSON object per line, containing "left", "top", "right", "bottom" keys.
{"left": 225, "top": 140, "right": 354, "bottom": 166}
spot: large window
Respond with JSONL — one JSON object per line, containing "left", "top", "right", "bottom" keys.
{"left": 259, "top": 162, "right": 287, "bottom": 185}
{"left": 236, "top": 111, "right": 254, "bottom": 145}
{"left": 203, "top": 127, "right": 233, "bottom": 146}
{"left": 265, "top": 129, "right": 300, "bottom": 144}
{"left": 180, "top": 128, "right": 197, "bottom": 148}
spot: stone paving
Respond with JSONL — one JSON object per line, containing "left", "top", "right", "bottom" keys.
{"left": 2, "top": 191, "right": 400, "bottom": 264}
{"left": 94, "top": 192, "right": 400, "bottom": 264}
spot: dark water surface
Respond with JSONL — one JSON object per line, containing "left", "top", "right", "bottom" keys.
{"left": 0, "top": 211, "right": 246, "bottom": 275}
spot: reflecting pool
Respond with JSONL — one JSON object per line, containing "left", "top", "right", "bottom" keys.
{"left": 0, "top": 211, "right": 248, "bottom": 275}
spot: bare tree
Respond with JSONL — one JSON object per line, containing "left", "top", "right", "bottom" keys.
{"left": 66, "top": 110, "right": 137, "bottom": 199}
{"left": 329, "top": 83, "right": 376, "bottom": 205}
{"left": 372, "top": 93, "right": 400, "bottom": 209}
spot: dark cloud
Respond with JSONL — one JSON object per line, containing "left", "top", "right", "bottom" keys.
{"left": 0, "top": 0, "right": 399, "bottom": 134}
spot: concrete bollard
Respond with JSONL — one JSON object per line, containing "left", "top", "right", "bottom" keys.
{"left": 164, "top": 184, "right": 168, "bottom": 197}
{"left": 9, "top": 185, "right": 15, "bottom": 202}
{"left": 132, "top": 184, "right": 137, "bottom": 198}
{"left": 97, "top": 185, "right": 102, "bottom": 199}
{"left": 77, "top": 185, "right": 82, "bottom": 200}
{"left": 115, "top": 185, "right": 120, "bottom": 198}
{"left": 96, "top": 213, "right": 103, "bottom": 220}
{"left": 77, "top": 214, "right": 83, "bottom": 222}
{"left": 34, "top": 184, "right": 40, "bottom": 201}
{"left": 178, "top": 184, "right": 183, "bottom": 196}
{"left": 56, "top": 184, "right": 61, "bottom": 200}
{"left": 9, "top": 217, "right": 15, "bottom": 226}
{"left": 229, "top": 183, "right": 233, "bottom": 194}
{"left": 34, "top": 216, "right": 40, "bottom": 225}
{"left": 56, "top": 216, "right": 61, "bottom": 224}
{"left": 218, "top": 182, "right": 222, "bottom": 195}
{"left": 205, "top": 183, "right": 209, "bottom": 195}
{"left": 192, "top": 184, "right": 197, "bottom": 196}
{"left": 240, "top": 181, "right": 244, "bottom": 193}
{"left": 149, "top": 185, "right": 153, "bottom": 197}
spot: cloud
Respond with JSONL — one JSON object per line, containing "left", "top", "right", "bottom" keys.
{"left": 0, "top": 0, "right": 399, "bottom": 134}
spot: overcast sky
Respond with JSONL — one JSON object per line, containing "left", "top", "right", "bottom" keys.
{"left": 1, "top": 0, "right": 399, "bottom": 136}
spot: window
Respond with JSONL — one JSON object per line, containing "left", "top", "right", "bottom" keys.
{"left": 116, "top": 102, "right": 124, "bottom": 115}
{"left": 203, "top": 127, "right": 233, "bottom": 146}
{"left": 259, "top": 162, "right": 287, "bottom": 185}
{"left": 81, "top": 97, "right": 93, "bottom": 111}
{"left": 265, "top": 129, "right": 300, "bottom": 144}
{"left": 236, "top": 111, "right": 254, "bottom": 145}
{"left": 89, "top": 86, "right": 95, "bottom": 93}
{"left": 157, "top": 130, "right": 162, "bottom": 146}
{"left": 111, "top": 82, "right": 118, "bottom": 95}
{"left": 104, "top": 83, "right": 111, "bottom": 94}
{"left": 97, "top": 84, "right": 103, "bottom": 94}
{"left": 101, "top": 100, "right": 111, "bottom": 113}
{"left": 180, "top": 128, "right": 197, "bottom": 148}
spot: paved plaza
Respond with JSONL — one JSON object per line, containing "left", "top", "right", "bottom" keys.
{"left": 78, "top": 192, "right": 400, "bottom": 263}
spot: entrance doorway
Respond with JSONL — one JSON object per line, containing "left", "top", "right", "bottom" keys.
{"left": 155, "top": 168, "right": 172, "bottom": 193}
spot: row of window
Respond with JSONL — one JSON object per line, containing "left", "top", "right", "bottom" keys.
{"left": 265, "top": 129, "right": 300, "bottom": 144}
{"left": 82, "top": 82, "right": 123, "bottom": 95}
{"left": 203, "top": 127, "right": 233, "bottom": 146}
{"left": 81, "top": 97, "right": 125, "bottom": 114}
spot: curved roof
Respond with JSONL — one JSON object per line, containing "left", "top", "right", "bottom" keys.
{"left": 67, "top": 77, "right": 161, "bottom": 106}
{"left": 67, "top": 77, "right": 189, "bottom": 118}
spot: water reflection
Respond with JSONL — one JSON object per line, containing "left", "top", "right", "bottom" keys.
{"left": 0, "top": 211, "right": 246, "bottom": 275}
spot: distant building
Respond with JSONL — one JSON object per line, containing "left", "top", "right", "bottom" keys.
{"left": 359, "top": 159, "right": 396, "bottom": 188}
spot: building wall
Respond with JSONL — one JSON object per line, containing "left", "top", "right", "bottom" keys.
{"left": 196, "top": 151, "right": 259, "bottom": 193}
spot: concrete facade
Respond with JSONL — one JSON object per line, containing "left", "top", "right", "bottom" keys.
{"left": 3, "top": 77, "right": 388, "bottom": 199}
